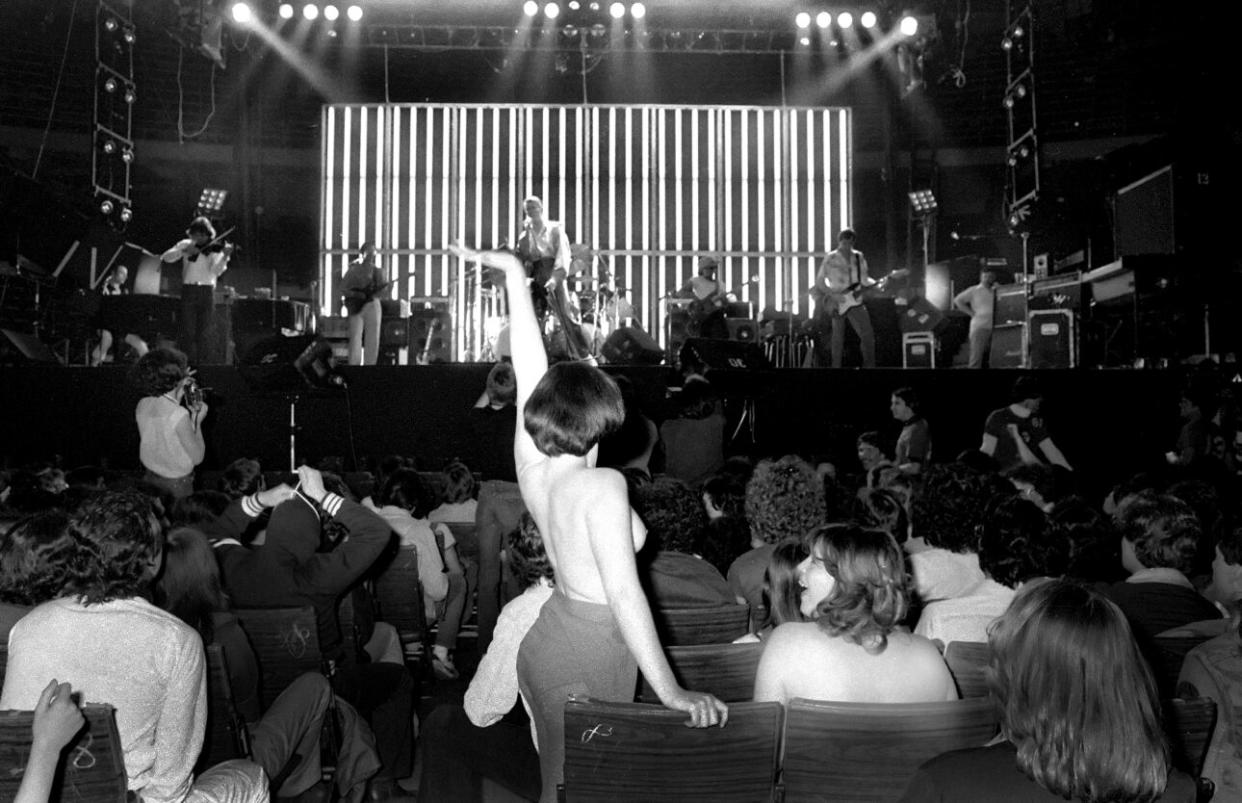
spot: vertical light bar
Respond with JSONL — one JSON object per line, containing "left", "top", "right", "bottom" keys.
{"left": 591, "top": 107, "right": 600, "bottom": 256}
{"left": 725, "top": 110, "right": 734, "bottom": 301}
{"left": 451, "top": 106, "right": 463, "bottom": 296}
{"left": 656, "top": 108, "right": 667, "bottom": 336}
{"left": 608, "top": 106, "right": 617, "bottom": 296}
{"left": 424, "top": 108, "right": 435, "bottom": 296}
{"left": 407, "top": 107, "right": 417, "bottom": 299}
{"left": 374, "top": 106, "right": 384, "bottom": 258}
{"left": 356, "top": 107, "right": 368, "bottom": 259}
{"left": 557, "top": 107, "right": 567, "bottom": 233}
{"left": 839, "top": 109, "right": 849, "bottom": 230}
{"left": 789, "top": 110, "right": 798, "bottom": 315}
{"left": 541, "top": 107, "right": 550, "bottom": 205}
{"left": 323, "top": 107, "right": 336, "bottom": 314}
{"left": 624, "top": 107, "right": 633, "bottom": 297}
{"left": 756, "top": 109, "right": 766, "bottom": 314}
{"left": 690, "top": 109, "right": 699, "bottom": 262}
{"left": 440, "top": 108, "right": 451, "bottom": 296}
{"left": 638, "top": 107, "right": 648, "bottom": 329}
{"left": 475, "top": 106, "right": 484, "bottom": 253}
{"left": 524, "top": 106, "right": 533, "bottom": 199}
{"left": 707, "top": 109, "right": 716, "bottom": 257}
{"left": 388, "top": 108, "right": 400, "bottom": 301}
{"left": 340, "top": 107, "right": 353, "bottom": 316}
{"left": 509, "top": 108, "right": 518, "bottom": 246}
{"left": 574, "top": 106, "right": 584, "bottom": 247}
{"left": 822, "top": 109, "right": 833, "bottom": 261}
{"left": 491, "top": 107, "right": 500, "bottom": 247}
{"left": 804, "top": 108, "right": 816, "bottom": 313}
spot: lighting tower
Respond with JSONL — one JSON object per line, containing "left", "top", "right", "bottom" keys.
{"left": 1003, "top": 0, "right": 1038, "bottom": 268}
{"left": 93, "top": 1, "right": 136, "bottom": 230}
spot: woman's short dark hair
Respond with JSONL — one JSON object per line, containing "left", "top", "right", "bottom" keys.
{"left": 762, "top": 539, "right": 809, "bottom": 629}
{"left": 130, "top": 347, "right": 189, "bottom": 396}
{"left": 702, "top": 471, "right": 747, "bottom": 519}
{"left": 0, "top": 510, "right": 85, "bottom": 606}
{"left": 979, "top": 495, "right": 1065, "bottom": 588}
{"left": 154, "top": 526, "right": 228, "bottom": 641}
{"left": 486, "top": 362, "right": 517, "bottom": 407}
{"left": 524, "top": 362, "right": 625, "bottom": 457}
{"left": 441, "top": 459, "right": 478, "bottom": 504}
{"left": 987, "top": 579, "right": 1169, "bottom": 802}
{"left": 379, "top": 468, "right": 436, "bottom": 519}
{"left": 745, "top": 455, "right": 827, "bottom": 545}
{"left": 1116, "top": 493, "right": 1201, "bottom": 575}
{"left": 508, "top": 513, "right": 554, "bottom": 589}
{"left": 220, "top": 458, "right": 264, "bottom": 499}
{"left": 857, "top": 488, "right": 909, "bottom": 545}
{"left": 66, "top": 491, "right": 165, "bottom": 605}
{"left": 806, "top": 524, "right": 909, "bottom": 654}
{"left": 631, "top": 476, "right": 707, "bottom": 554}
{"left": 891, "top": 386, "right": 920, "bottom": 415}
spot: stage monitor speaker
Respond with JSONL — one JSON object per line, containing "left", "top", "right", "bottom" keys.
{"left": 381, "top": 317, "right": 409, "bottom": 348}
{"left": 989, "top": 323, "right": 1027, "bottom": 368}
{"left": 1028, "top": 310, "right": 1077, "bottom": 368}
{"left": 725, "top": 318, "right": 759, "bottom": 343}
{"left": 0, "top": 328, "right": 60, "bottom": 364}
{"left": 602, "top": 326, "right": 664, "bottom": 366}
{"left": 897, "top": 298, "right": 945, "bottom": 334}
{"left": 409, "top": 309, "right": 453, "bottom": 363}
{"left": 680, "top": 337, "right": 772, "bottom": 371}
{"left": 238, "top": 333, "right": 344, "bottom": 392}
{"left": 318, "top": 316, "right": 350, "bottom": 340}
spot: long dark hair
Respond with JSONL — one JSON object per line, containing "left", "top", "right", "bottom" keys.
{"left": 154, "top": 526, "right": 229, "bottom": 643}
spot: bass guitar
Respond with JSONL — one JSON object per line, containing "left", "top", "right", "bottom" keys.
{"left": 343, "top": 278, "right": 392, "bottom": 315}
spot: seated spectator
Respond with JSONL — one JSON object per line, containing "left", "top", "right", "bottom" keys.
{"left": 631, "top": 476, "right": 733, "bottom": 609}
{"left": 697, "top": 465, "right": 752, "bottom": 577}
{"left": 856, "top": 431, "right": 893, "bottom": 486}
{"left": 1101, "top": 493, "right": 1220, "bottom": 645}
{"left": 211, "top": 467, "right": 415, "bottom": 797}
{"left": 740, "top": 539, "right": 808, "bottom": 641}
{"left": 908, "top": 463, "right": 1010, "bottom": 602}
{"left": 14, "top": 678, "right": 86, "bottom": 803}
{"left": 373, "top": 467, "right": 469, "bottom": 679}
{"left": 858, "top": 487, "right": 910, "bottom": 546}
{"left": 130, "top": 348, "right": 206, "bottom": 499}
{"left": 596, "top": 374, "right": 659, "bottom": 480}
{"left": 753, "top": 524, "right": 956, "bottom": 706}
{"left": 659, "top": 378, "right": 727, "bottom": 488}
{"left": 0, "top": 491, "right": 267, "bottom": 803}
{"left": 156, "top": 525, "right": 379, "bottom": 799}
{"left": 901, "top": 580, "right": 1195, "bottom": 803}
{"left": 1207, "top": 523, "right": 1242, "bottom": 611}
{"left": 916, "top": 495, "right": 1064, "bottom": 645}
{"left": 429, "top": 458, "right": 479, "bottom": 524}
{"left": 219, "top": 457, "right": 264, "bottom": 499}
{"left": 1048, "top": 496, "right": 1126, "bottom": 584}
{"left": 0, "top": 510, "right": 74, "bottom": 639}
{"left": 419, "top": 514, "right": 550, "bottom": 803}
{"left": 728, "top": 455, "right": 827, "bottom": 618}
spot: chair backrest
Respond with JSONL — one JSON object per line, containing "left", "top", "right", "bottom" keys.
{"left": 1152, "top": 634, "right": 1214, "bottom": 698}
{"left": 201, "top": 643, "right": 250, "bottom": 770}
{"left": 232, "top": 605, "right": 324, "bottom": 709}
{"left": 1164, "top": 696, "right": 1217, "bottom": 779}
{"left": 372, "top": 544, "right": 428, "bottom": 637}
{"left": 782, "top": 697, "right": 999, "bottom": 803}
{"left": 636, "top": 641, "right": 764, "bottom": 704}
{"left": 0, "top": 704, "right": 128, "bottom": 803}
{"left": 654, "top": 605, "right": 750, "bottom": 646}
{"left": 943, "top": 641, "right": 991, "bottom": 699}
{"left": 561, "top": 697, "right": 783, "bottom": 802}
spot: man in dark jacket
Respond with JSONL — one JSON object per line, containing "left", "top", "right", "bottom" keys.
{"left": 213, "top": 465, "right": 415, "bottom": 798}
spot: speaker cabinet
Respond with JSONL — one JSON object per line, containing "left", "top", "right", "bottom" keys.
{"left": 725, "top": 318, "right": 759, "bottom": 342}
{"left": 680, "top": 337, "right": 772, "bottom": 371}
{"left": 317, "top": 316, "right": 350, "bottom": 340}
{"left": 409, "top": 310, "right": 453, "bottom": 363}
{"left": 897, "top": 297, "right": 945, "bottom": 333}
{"left": 1028, "top": 310, "right": 1076, "bottom": 368}
{"left": 381, "top": 317, "right": 409, "bottom": 348}
{"left": 602, "top": 326, "right": 664, "bottom": 365}
{"left": 989, "top": 323, "right": 1027, "bottom": 368}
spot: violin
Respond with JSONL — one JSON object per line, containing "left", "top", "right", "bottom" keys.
{"left": 185, "top": 226, "right": 237, "bottom": 261}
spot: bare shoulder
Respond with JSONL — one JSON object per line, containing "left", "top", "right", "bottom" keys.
{"left": 764, "top": 621, "right": 825, "bottom": 656}
{"left": 580, "top": 466, "right": 627, "bottom": 494}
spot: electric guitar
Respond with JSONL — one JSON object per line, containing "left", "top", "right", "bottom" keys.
{"left": 343, "top": 277, "right": 392, "bottom": 315}
{"left": 810, "top": 281, "right": 876, "bottom": 316}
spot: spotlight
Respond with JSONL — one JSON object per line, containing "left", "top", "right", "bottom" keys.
{"left": 323, "top": 4, "right": 339, "bottom": 20}
{"left": 104, "top": 77, "right": 118, "bottom": 93}
{"left": 816, "top": 11, "right": 831, "bottom": 29}
{"left": 1018, "top": 144, "right": 1030, "bottom": 158}
{"left": 1003, "top": 94, "right": 1015, "bottom": 109}
{"left": 899, "top": 15, "right": 919, "bottom": 36}
{"left": 102, "top": 140, "right": 116, "bottom": 155}
{"left": 121, "top": 148, "right": 134, "bottom": 164}
{"left": 124, "top": 87, "right": 136, "bottom": 104}
{"left": 569, "top": 0, "right": 580, "bottom": 8}
{"left": 795, "top": 12, "right": 811, "bottom": 29}
{"left": 1014, "top": 83, "right": 1027, "bottom": 98}
{"left": 230, "top": 3, "right": 252, "bottom": 23}
{"left": 1013, "top": 24, "right": 1024, "bottom": 38}
{"left": 631, "top": 2, "right": 645, "bottom": 20}
{"left": 279, "top": 3, "right": 294, "bottom": 18}
{"left": 544, "top": 2, "right": 560, "bottom": 19}
{"left": 100, "top": 200, "right": 114, "bottom": 215}
{"left": 609, "top": 2, "right": 625, "bottom": 18}
{"left": 523, "top": 0, "right": 539, "bottom": 15}
{"left": 104, "top": 17, "right": 118, "bottom": 32}
{"left": 119, "top": 207, "right": 132, "bottom": 223}
{"left": 347, "top": 5, "right": 362, "bottom": 20}
{"left": 837, "top": 11, "right": 853, "bottom": 29}
{"left": 303, "top": 4, "right": 319, "bottom": 20}
{"left": 860, "top": 11, "right": 877, "bottom": 29}
{"left": 123, "top": 27, "right": 136, "bottom": 44}
{"left": 1007, "top": 153, "right": 1019, "bottom": 167}
{"left": 908, "top": 189, "right": 938, "bottom": 214}
{"left": 589, "top": 1, "right": 600, "bottom": 9}
{"left": 799, "top": 35, "right": 811, "bottom": 46}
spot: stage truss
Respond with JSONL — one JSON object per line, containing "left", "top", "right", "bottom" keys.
{"left": 320, "top": 102, "right": 852, "bottom": 360}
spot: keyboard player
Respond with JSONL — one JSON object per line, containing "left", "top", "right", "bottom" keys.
{"left": 91, "top": 266, "right": 150, "bottom": 366}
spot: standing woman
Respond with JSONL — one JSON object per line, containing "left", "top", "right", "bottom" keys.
{"left": 453, "top": 243, "right": 727, "bottom": 803}
{"left": 130, "top": 347, "right": 206, "bottom": 499}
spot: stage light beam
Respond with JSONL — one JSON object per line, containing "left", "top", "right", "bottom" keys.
{"left": 231, "top": 3, "right": 252, "bottom": 23}
{"left": 795, "top": 12, "right": 811, "bottom": 29}
{"left": 523, "top": 1, "right": 539, "bottom": 15}
{"left": 303, "top": 4, "right": 319, "bottom": 20}
{"left": 900, "top": 15, "right": 919, "bottom": 36}
{"left": 816, "top": 12, "right": 831, "bottom": 29}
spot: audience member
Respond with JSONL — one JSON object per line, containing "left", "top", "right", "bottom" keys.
{"left": 908, "top": 463, "right": 1009, "bottom": 602}
{"left": 631, "top": 476, "right": 733, "bottom": 608}
{"left": 596, "top": 374, "right": 660, "bottom": 479}
{"left": 758, "top": 539, "right": 809, "bottom": 634}
{"left": 419, "top": 514, "right": 551, "bottom": 803}
{"left": 857, "top": 487, "right": 910, "bottom": 546}
{"left": 856, "top": 431, "right": 892, "bottom": 481}
{"left": 900, "top": 580, "right": 1195, "bottom": 802}
{"left": 14, "top": 679, "right": 86, "bottom": 803}
{"left": 979, "top": 375, "right": 1072, "bottom": 473}
{"left": 0, "top": 491, "right": 268, "bottom": 803}
{"left": 219, "top": 457, "right": 264, "bottom": 499}
{"left": 1047, "top": 495, "right": 1126, "bottom": 584}
{"left": 890, "top": 387, "right": 931, "bottom": 473}
{"left": 659, "top": 378, "right": 727, "bottom": 488}
{"left": 728, "top": 455, "right": 827, "bottom": 617}
{"left": 429, "top": 458, "right": 479, "bottom": 524}
{"left": 0, "top": 510, "right": 74, "bottom": 638}
{"left": 753, "top": 524, "right": 955, "bottom": 705}
{"left": 130, "top": 348, "right": 206, "bottom": 499}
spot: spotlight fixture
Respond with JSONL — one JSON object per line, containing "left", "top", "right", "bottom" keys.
{"left": 122, "top": 27, "right": 136, "bottom": 44}
{"left": 837, "top": 12, "right": 853, "bottom": 29}
{"left": 121, "top": 148, "right": 134, "bottom": 164}
{"left": 816, "top": 11, "right": 831, "bottom": 29}
{"left": 523, "top": 0, "right": 539, "bottom": 15}
{"left": 544, "top": 2, "right": 560, "bottom": 19}
{"left": 569, "top": 0, "right": 580, "bottom": 8}
{"left": 279, "top": 3, "right": 294, "bottom": 18}
{"left": 195, "top": 187, "right": 229, "bottom": 215}
{"left": 231, "top": 3, "right": 252, "bottom": 23}
{"left": 631, "top": 2, "right": 645, "bottom": 20}
{"left": 104, "top": 77, "right": 118, "bottom": 93}
{"left": 1003, "top": 94, "right": 1015, "bottom": 109}
{"left": 102, "top": 140, "right": 116, "bottom": 155}
{"left": 860, "top": 11, "right": 877, "bottom": 29}
{"left": 1014, "top": 83, "right": 1027, "bottom": 98}
{"left": 123, "top": 87, "right": 136, "bottom": 104}
{"left": 1001, "top": 35, "right": 1013, "bottom": 50}
{"left": 104, "top": 17, "right": 118, "bottom": 32}
{"left": 609, "top": 2, "right": 625, "bottom": 19}
{"left": 795, "top": 12, "right": 811, "bottom": 29}
{"left": 303, "top": 4, "right": 319, "bottom": 20}
{"left": 908, "top": 189, "right": 938, "bottom": 214}
{"left": 323, "top": 4, "right": 339, "bottom": 20}
{"left": 119, "top": 207, "right": 133, "bottom": 223}
{"left": 100, "top": 200, "right": 114, "bottom": 215}
{"left": 347, "top": 5, "right": 362, "bottom": 21}
{"left": 899, "top": 15, "right": 919, "bottom": 36}
{"left": 799, "top": 35, "right": 811, "bottom": 46}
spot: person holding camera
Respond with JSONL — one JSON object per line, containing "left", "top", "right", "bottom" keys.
{"left": 131, "top": 347, "right": 208, "bottom": 499}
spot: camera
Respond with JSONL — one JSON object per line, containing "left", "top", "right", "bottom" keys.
{"left": 185, "top": 380, "right": 211, "bottom": 409}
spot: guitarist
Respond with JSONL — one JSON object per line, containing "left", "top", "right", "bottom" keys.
{"left": 342, "top": 242, "right": 388, "bottom": 365}
{"left": 515, "top": 195, "right": 591, "bottom": 361}
{"left": 813, "top": 228, "right": 876, "bottom": 368}
{"left": 674, "top": 256, "right": 730, "bottom": 339}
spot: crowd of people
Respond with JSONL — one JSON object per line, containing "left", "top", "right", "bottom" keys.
{"left": 4, "top": 276, "right": 1242, "bottom": 802}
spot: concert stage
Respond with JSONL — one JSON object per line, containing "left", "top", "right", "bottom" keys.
{"left": 1, "top": 364, "right": 1188, "bottom": 499}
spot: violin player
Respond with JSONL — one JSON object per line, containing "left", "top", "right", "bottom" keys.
{"left": 161, "top": 216, "right": 233, "bottom": 364}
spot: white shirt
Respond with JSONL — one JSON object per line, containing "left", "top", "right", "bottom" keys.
{"left": 953, "top": 283, "right": 996, "bottom": 331}
{"left": 372, "top": 504, "right": 451, "bottom": 606}
{"left": 136, "top": 395, "right": 205, "bottom": 479}
{"left": 1, "top": 597, "right": 207, "bottom": 803}
{"left": 161, "top": 238, "right": 229, "bottom": 286}
{"left": 428, "top": 500, "right": 478, "bottom": 524}
{"left": 464, "top": 580, "right": 553, "bottom": 747}
{"left": 909, "top": 548, "right": 987, "bottom": 603}
{"left": 914, "top": 578, "right": 1016, "bottom": 645}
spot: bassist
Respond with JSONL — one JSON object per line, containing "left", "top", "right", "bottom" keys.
{"left": 813, "top": 228, "right": 876, "bottom": 368}
{"left": 674, "top": 256, "right": 730, "bottom": 339}
{"left": 342, "top": 242, "right": 388, "bottom": 365}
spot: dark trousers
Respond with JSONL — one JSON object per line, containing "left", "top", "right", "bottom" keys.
{"left": 180, "top": 284, "right": 216, "bottom": 364}
{"left": 332, "top": 662, "right": 415, "bottom": 780}
{"left": 417, "top": 704, "right": 541, "bottom": 802}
